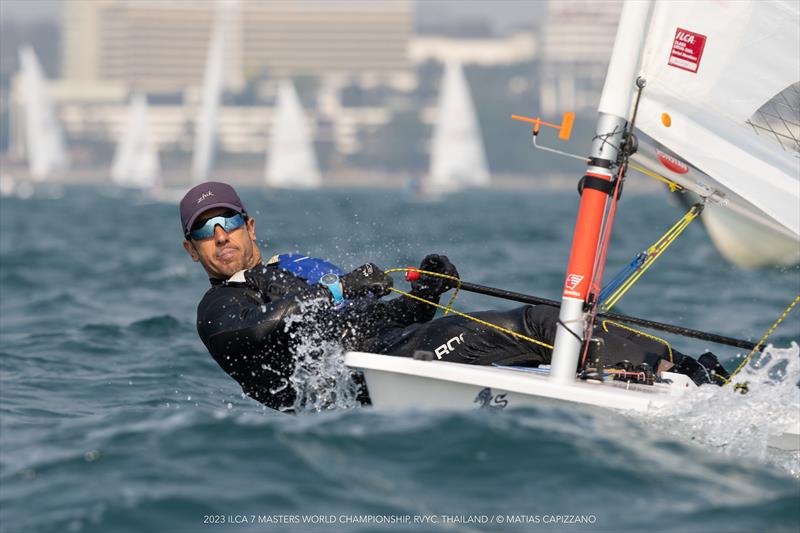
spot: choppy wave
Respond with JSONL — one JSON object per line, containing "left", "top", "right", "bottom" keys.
{"left": 2, "top": 187, "right": 799, "bottom": 533}
{"left": 643, "top": 343, "right": 800, "bottom": 476}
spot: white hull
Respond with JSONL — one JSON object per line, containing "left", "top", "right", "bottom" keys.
{"left": 682, "top": 192, "right": 800, "bottom": 269}
{"left": 631, "top": 134, "right": 800, "bottom": 269}
{"left": 346, "top": 352, "right": 800, "bottom": 451}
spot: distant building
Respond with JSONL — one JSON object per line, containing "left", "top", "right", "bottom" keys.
{"left": 409, "top": 33, "right": 537, "bottom": 66}
{"left": 6, "top": 76, "right": 391, "bottom": 162}
{"left": 538, "top": 0, "right": 621, "bottom": 116}
{"left": 61, "top": 0, "right": 413, "bottom": 93}
{"left": 8, "top": 1, "right": 554, "bottom": 176}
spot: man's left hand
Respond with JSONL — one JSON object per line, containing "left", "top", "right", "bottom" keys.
{"left": 342, "top": 263, "right": 393, "bottom": 299}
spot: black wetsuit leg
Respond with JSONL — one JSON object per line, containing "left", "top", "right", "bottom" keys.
{"left": 589, "top": 320, "right": 687, "bottom": 369}
{"left": 376, "top": 305, "right": 553, "bottom": 366}
{"left": 376, "top": 305, "right": 690, "bottom": 370}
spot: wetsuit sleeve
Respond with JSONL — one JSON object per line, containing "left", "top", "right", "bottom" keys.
{"left": 196, "top": 270, "right": 333, "bottom": 412}
{"left": 335, "top": 291, "right": 440, "bottom": 351}
{"left": 382, "top": 291, "right": 439, "bottom": 324}
{"left": 200, "top": 285, "right": 317, "bottom": 350}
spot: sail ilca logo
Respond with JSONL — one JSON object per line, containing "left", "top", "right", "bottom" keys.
{"left": 668, "top": 28, "right": 707, "bottom": 73}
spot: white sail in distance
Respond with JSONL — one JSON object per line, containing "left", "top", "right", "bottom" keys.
{"left": 18, "top": 45, "right": 69, "bottom": 181}
{"left": 111, "top": 92, "right": 161, "bottom": 190}
{"left": 265, "top": 80, "right": 321, "bottom": 189}
{"left": 624, "top": 0, "right": 800, "bottom": 240}
{"left": 427, "top": 61, "right": 490, "bottom": 194}
{"left": 191, "top": 2, "right": 234, "bottom": 185}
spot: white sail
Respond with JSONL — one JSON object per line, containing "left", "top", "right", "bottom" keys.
{"left": 111, "top": 92, "right": 161, "bottom": 190}
{"left": 626, "top": 0, "right": 800, "bottom": 240}
{"left": 427, "top": 61, "right": 490, "bottom": 194}
{"left": 265, "top": 80, "right": 321, "bottom": 189}
{"left": 191, "top": 2, "right": 233, "bottom": 185}
{"left": 18, "top": 45, "right": 69, "bottom": 181}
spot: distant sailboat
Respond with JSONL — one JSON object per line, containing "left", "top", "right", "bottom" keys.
{"left": 18, "top": 45, "right": 69, "bottom": 181}
{"left": 111, "top": 92, "right": 161, "bottom": 191}
{"left": 265, "top": 80, "right": 321, "bottom": 189}
{"left": 191, "top": 2, "right": 232, "bottom": 185}
{"left": 426, "top": 61, "right": 489, "bottom": 195}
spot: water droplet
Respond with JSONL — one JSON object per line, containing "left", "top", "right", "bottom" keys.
{"left": 84, "top": 450, "right": 100, "bottom": 462}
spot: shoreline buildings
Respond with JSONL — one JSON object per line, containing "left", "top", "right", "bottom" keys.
{"left": 4, "top": 0, "right": 621, "bottom": 184}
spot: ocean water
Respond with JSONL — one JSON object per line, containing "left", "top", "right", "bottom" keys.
{"left": 1, "top": 185, "right": 799, "bottom": 533}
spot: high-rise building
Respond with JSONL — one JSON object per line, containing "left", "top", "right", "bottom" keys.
{"left": 538, "top": 0, "right": 621, "bottom": 115}
{"left": 61, "top": 0, "right": 413, "bottom": 93}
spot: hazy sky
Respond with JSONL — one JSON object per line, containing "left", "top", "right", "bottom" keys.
{"left": 0, "top": 0, "right": 62, "bottom": 22}
{"left": 0, "top": 0, "right": 546, "bottom": 28}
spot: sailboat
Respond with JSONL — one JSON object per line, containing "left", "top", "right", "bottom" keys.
{"left": 110, "top": 92, "right": 161, "bottom": 192}
{"left": 424, "top": 60, "right": 490, "bottom": 196}
{"left": 345, "top": 0, "right": 800, "bottom": 450}
{"left": 190, "top": 2, "right": 232, "bottom": 185}
{"left": 18, "top": 45, "right": 69, "bottom": 181}
{"left": 264, "top": 80, "right": 321, "bottom": 189}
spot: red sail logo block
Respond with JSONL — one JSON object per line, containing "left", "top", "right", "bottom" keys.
{"left": 668, "top": 27, "right": 707, "bottom": 73}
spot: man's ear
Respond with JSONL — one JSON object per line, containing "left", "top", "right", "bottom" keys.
{"left": 246, "top": 216, "right": 257, "bottom": 241}
{"left": 183, "top": 239, "right": 200, "bottom": 262}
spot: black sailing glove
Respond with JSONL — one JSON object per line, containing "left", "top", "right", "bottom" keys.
{"left": 412, "top": 254, "right": 459, "bottom": 298}
{"left": 341, "top": 263, "right": 393, "bottom": 299}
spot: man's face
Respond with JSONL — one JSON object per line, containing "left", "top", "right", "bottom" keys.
{"left": 182, "top": 207, "right": 262, "bottom": 279}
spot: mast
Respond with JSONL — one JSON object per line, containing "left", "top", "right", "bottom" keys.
{"left": 549, "top": 0, "right": 653, "bottom": 384}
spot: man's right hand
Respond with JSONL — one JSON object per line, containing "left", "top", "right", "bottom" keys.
{"left": 412, "top": 254, "right": 459, "bottom": 297}
{"left": 341, "top": 263, "right": 393, "bottom": 299}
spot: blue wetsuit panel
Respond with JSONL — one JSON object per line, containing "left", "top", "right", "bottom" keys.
{"left": 276, "top": 253, "right": 344, "bottom": 284}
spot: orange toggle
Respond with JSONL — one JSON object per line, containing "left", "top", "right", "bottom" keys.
{"left": 512, "top": 112, "right": 574, "bottom": 141}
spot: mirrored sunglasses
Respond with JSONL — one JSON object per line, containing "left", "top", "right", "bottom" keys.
{"left": 188, "top": 212, "right": 246, "bottom": 240}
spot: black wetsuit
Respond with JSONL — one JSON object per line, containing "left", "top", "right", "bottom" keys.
{"left": 374, "top": 305, "right": 691, "bottom": 370}
{"left": 196, "top": 261, "right": 438, "bottom": 411}
{"left": 196, "top": 262, "right": 697, "bottom": 412}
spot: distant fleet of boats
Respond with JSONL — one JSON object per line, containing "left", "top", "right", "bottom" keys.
{"left": 8, "top": 9, "right": 490, "bottom": 199}
{"left": 6, "top": 5, "right": 798, "bottom": 269}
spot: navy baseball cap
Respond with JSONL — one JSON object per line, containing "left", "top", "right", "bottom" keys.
{"left": 180, "top": 181, "right": 247, "bottom": 237}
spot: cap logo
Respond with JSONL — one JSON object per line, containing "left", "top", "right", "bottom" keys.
{"left": 196, "top": 191, "right": 214, "bottom": 204}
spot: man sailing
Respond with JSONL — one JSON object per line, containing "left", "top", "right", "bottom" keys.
{"left": 180, "top": 182, "right": 728, "bottom": 412}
